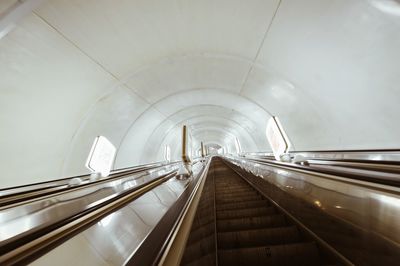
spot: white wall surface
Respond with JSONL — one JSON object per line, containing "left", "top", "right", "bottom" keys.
{"left": 1, "top": 0, "right": 399, "bottom": 188}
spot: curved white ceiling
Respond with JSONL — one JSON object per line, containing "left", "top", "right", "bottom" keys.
{"left": 1, "top": 0, "right": 399, "bottom": 187}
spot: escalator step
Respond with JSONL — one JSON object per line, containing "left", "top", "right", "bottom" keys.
{"left": 218, "top": 242, "right": 320, "bottom": 266}
{"left": 215, "top": 188, "right": 253, "bottom": 193}
{"left": 217, "top": 199, "right": 269, "bottom": 211}
{"left": 215, "top": 190, "right": 254, "bottom": 196}
{"left": 216, "top": 191, "right": 259, "bottom": 198}
{"left": 216, "top": 184, "right": 250, "bottom": 189}
{"left": 216, "top": 194, "right": 262, "bottom": 203}
{"left": 217, "top": 206, "right": 275, "bottom": 220}
{"left": 183, "top": 253, "right": 216, "bottom": 266}
{"left": 187, "top": 222, "right": 215, "bottom": 244}
{"left": 191, "top": 219, "right": 214, "bottom": 231}
{"left": 216, "top": 186, "right": 254, "bottom": 192}
{"left": 217, "top": 214, "right": 286, "bottom": 232}
{"left": 218, "top": 226, "right": 300, "bottom": 249}
{"left": 181, "top": 235, "right": 215, "bottom": 264}
{"left": 194, "top": 204, "right": 214, "bottom": 214}
{"left": 216, "top": 181, "right": 253, "bottom": 187}
{"left": 216, "top": 191, "right": 260, "bottom": 199}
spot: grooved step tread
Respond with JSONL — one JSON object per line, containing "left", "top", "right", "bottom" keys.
{"left": 216, "top": 191, "right": 260, "bottom": 198}
{"left": 217, "top": 214, "right": 286, "bottom": 232}
{"left": 184, "top": 253, "right": 216, "bottom": 266}
{"left": 187, "top": 223, "right": 215, "bottom": 245}
{"left": 216, "top": 199, "right": 269, "bottom": 211}
{"left": 182, "top": 235, "right": 215, "bottom": 264}
{"left": 217, "top": 206, "right": 275, "bottom": 220}
{"left": 216, "top": 194, "right": 263, "bottom": 203}
{"left": 216, "top": 185, "right": 256, "bottom": 189}
{"left": 218, "top": 242, "right": 320, "bottom": 266}
{"left": 216, "top": 193, "right": 261, "bottom": 201}
{"left": 218, "top": 226, "right": 301, "bottom": 249}
{"left": 216, "top": 187, "right": 255, "bottom": 193}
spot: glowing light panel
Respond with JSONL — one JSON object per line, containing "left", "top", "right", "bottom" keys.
{"left": 86, "top": 136, "right": 116, "bottom": 177}
{"left": 266, "top": 116, "right": 291, "bottom": 161}
{"left": 235, "top": 137, "right": 242, "bottom": 154}
{"left": 164, "top": 145, "right": 171, "bottom": 162}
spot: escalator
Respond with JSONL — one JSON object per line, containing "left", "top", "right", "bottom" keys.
{"left": 181, "top": 159, "right": 342, "bottom": 266}
{"left": 2, "top": 154, "right": 400, "bottom": 265}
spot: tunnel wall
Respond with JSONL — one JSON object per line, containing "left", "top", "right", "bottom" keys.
{"left": 1, "top": 0, "right": 400, "bottom": 187}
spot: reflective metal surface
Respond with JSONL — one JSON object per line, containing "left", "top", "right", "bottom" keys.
{"left": 0, "top": 161, "right": 171, "bottom": 198}
{"left": 290, "top": 150, "right": 400, "bottom": 162}
{"left": 240, "top": 152, "right": 400, "bottom": 187}
{"left": 227, "top": 156, "right": 400, "bottom": 265}
{"left": 0, "top": 163, "right": 180, "bottom": 246}
{"left": 244, "top": 150, "right": 400, "bottom": 162}
{"left": 29, "top": 161, "right": 206, "bottom": 266}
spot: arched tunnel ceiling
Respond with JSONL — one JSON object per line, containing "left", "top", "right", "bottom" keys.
{"left": 140, "top": 106, "right": 262, "bottom": 155}
{"left": 1, "top": 0, "right": 400, "bottom": 187}
{"left": 115, "top": 89, "right": 270, "bottom": 168}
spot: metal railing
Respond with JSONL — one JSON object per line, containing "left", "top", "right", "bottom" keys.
{"left": 0, "top": 158, "right": 209, "bottom": 265}
{"left": 237, "top": 150, "right": 400, "bottom": 187}
{"left": 225, "top": 155, "right": 400, "bottom": 265}
{"left": 0, "top": 161, "right": 179, "bottom": 207}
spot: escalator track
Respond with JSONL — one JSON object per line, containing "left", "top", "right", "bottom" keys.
{"left": 181, "top": 159, "right": 342, "bottom": 266}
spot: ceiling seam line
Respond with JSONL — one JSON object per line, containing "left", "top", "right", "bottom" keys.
{"left": 32, "top": 11, "right": 153, "bottom": 106}
{"left": 32, "top": 12, "right": 119, "bottom": 79}
{"left": 238, "top": 0, "right": 282, "bottom": 95}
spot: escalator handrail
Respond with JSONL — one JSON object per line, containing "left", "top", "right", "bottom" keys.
{"left": 0, "top": 160, "right": 179, "bottom": 193}
{"left": 0, "top": 161, "right": 181, "bottom": 207}
{"left": 242, "top": 148, "right": 400, "bottom": 153}
{"left": 125, "top": 158, "right": 212, "bottom": 266}
{"left": 305, "top": 158, "right": 400, "bottom": 174}
{"left": 0, "top": 169, "right": 179, "bottom": 265}
{"left": 242, "top": 149, "right": 400, "bottom": 163}
{"left": 232, "top": 156, "right": 400, "bottom": 189}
